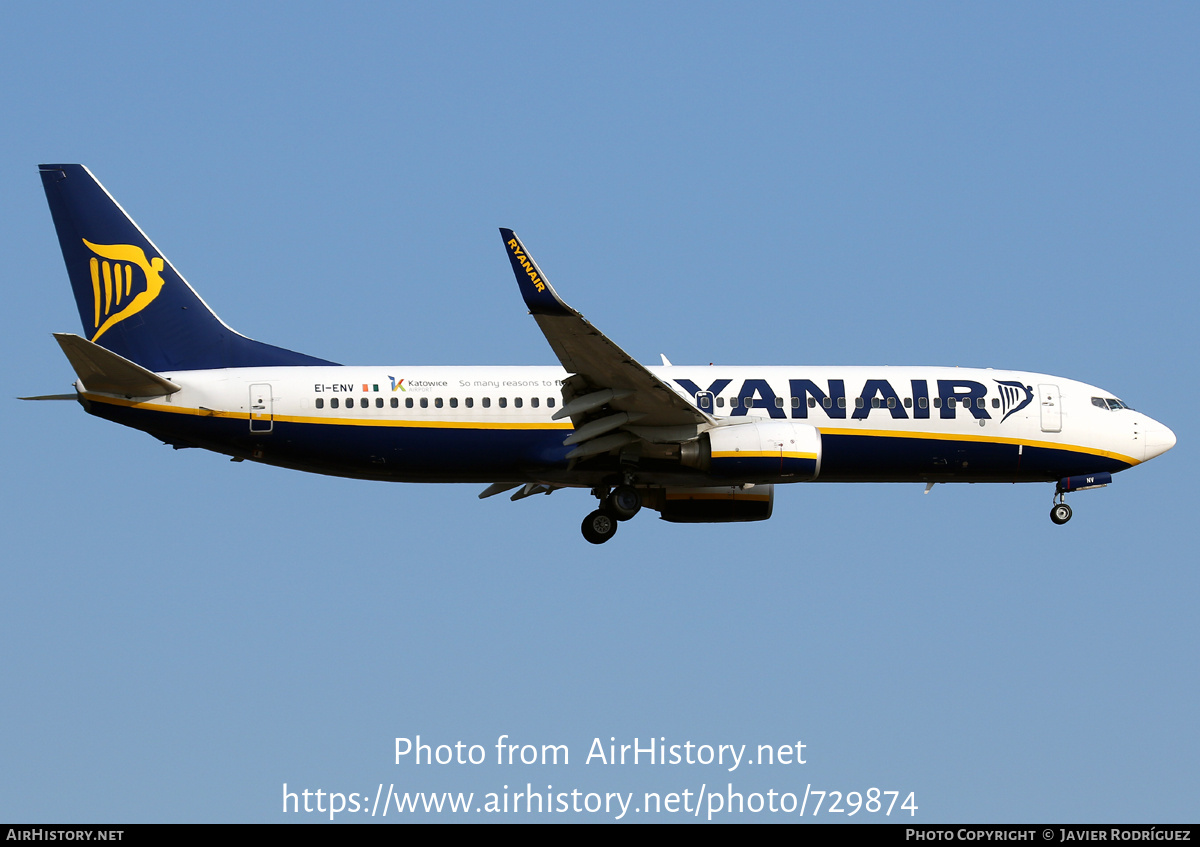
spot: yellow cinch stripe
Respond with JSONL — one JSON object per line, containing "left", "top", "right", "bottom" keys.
{"left": 81, "top": 394, "right": 574, "bottom": 430}
{"left": 819, "top": 426, "right": 1140, "bottom": 467}
{"left": 276, "top": 412, "right": 573, "bottom": 430}
{"left": 710, "top": 451, "right": 825, "bottom": 458}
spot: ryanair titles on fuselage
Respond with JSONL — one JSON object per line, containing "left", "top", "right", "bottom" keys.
{"left": 673, "top": 375, "right": 1035, "bottom": 421}
{"left": 304, "top": 371, "right": 1035, "bottom": 423}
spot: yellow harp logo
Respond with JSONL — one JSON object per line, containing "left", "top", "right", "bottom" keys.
{"left": 82, "top": 239, "right": 166, "bottom": 342}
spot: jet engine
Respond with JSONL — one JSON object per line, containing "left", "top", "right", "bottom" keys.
{"left": 679, "top": 420, "right": 822, "bottom": 483}
{"left": 645, "top": 484, "right": 775, "bottom": 523}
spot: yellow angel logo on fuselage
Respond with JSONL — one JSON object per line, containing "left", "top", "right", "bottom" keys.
{"left": 82, "top": 239, "right": 166, "bottom": 343}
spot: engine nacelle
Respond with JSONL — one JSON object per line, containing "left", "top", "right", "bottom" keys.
{"left": 647, "top": 484, "right": 775, "bottom": 523}
{"left": 681, "top": 421, "right": 822, "bottom": 482}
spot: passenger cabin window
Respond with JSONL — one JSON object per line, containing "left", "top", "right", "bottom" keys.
{"left": 466, "top": 398, "right": 474, "bottom": 408}
{"left": 450, "top": 397, "right": 458, "bottom": 408}
{"left": 499, "top": 397, "right": 508, "bottom": 408}
{"left": 315, "top": 398, "right": 324, "bottom": 409}
{"left": 483, "top": 397, "right": 491, "bottom": 408}
{"left": 331, "top": 398, "right": 339, "bottom": 409}
{"left": 391, "top": 398, "right": 398, "bottom": 408}
{"left": 376, "top": 397, "right": 383, "bottom": 408}
{"left": 406, "top": 398, "right": 413, "bottom": 408}
{"left": 547, "top": 397, "right": 556, "bottom": 408}
{"left": 420, "top": 398, "right": 428, "bottom": 408}
{"left": 530, "top": 397, "right": 539, "bottom": 408}
{"left": 435, "top": 397, "right": 443, "bottom": 408}
{"left": 514, "top": 397, "right": 523, "bottom": 408}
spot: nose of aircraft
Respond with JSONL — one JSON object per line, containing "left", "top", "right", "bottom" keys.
{"left": 1144, "top": 420, "right": 1177, "bottom": 461}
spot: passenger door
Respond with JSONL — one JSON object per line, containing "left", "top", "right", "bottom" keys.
{"left": 1037, "top": 384, "right": 1061, "bottom": 433}
{"left": 249, "top": 383, "right": 274, "bottom": 433}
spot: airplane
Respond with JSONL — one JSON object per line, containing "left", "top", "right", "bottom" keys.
{"left": 29, "top": 164, "right": 1176, "bottom": 544}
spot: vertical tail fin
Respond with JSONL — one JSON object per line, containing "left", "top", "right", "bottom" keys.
{"left": 38, "top": 164, "right": 336, "bottom": 371}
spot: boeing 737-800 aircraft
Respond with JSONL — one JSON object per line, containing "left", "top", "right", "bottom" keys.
{"left": 30, "top": 164, "right": 1175, "bottom": 543}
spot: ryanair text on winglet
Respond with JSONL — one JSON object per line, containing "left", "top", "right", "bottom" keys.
{"left": 508, "top": 239, "right": 546, "bottom": 292}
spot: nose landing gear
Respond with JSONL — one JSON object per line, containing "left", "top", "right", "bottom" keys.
{"left": 1050, "top": 501, "right": 1073, "bottom": 525}
{"left": 1049, "top": 473, "right": 1112, "bottom": 525}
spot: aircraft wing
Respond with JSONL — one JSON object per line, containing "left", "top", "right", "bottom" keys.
{"left": 500, "top": 229, "right": 712, "bottom": 460}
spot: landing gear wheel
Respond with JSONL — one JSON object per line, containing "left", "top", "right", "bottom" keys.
{"left": 1050, "top": 503, "right": 1073, "bottom": 525}
{"left": 581, "top": 509, "right": 619, "bottom": 544}
{"left": 607, "top": 484, "right": 642, "bottom": 521}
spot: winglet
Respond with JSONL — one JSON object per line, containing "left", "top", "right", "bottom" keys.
{"left": 499, "top": 229, "right": 574, "bottom": 317}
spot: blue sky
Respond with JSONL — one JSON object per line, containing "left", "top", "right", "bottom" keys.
{"left": 2, "top": 2, "right": 1196, "bottom": 822}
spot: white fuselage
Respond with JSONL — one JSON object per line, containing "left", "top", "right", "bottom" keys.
{"left": 82, "top": 363, "right": 1173, "bottom": 486}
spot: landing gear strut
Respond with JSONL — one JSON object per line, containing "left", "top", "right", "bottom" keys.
{"left": 581, "top": 481, "right": 643, "bottom": 543}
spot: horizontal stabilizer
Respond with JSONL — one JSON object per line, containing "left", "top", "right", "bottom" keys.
{"left": 53, "top": 332, "right": 180, "bottom": 397}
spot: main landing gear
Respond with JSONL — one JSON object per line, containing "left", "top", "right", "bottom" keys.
{"left": 581, "top": 483, "right": 642, "bottom": 544}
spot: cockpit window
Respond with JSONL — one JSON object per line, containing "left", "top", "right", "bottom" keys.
{"left": 1092, "top": 396, "right": 1134, "bottom": 411}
